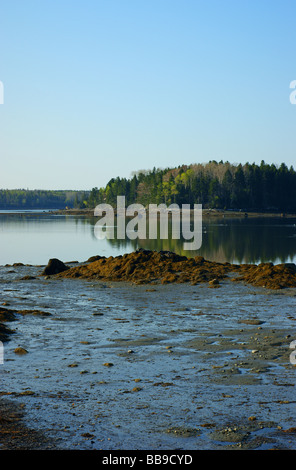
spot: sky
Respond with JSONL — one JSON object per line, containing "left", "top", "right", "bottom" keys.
{"left": 0, "top": 0, "right": 296, "bottom": 190}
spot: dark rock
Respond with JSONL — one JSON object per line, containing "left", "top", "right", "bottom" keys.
{"left": 86, "top": 255, "right": 103, "bottom": 263}
{"left": 0, "top": 323, "right": 15, "bottom": 342}
{"left": 282, "top": 263, "right": 296, "bottom": 273}
{"left": 0, "top": 307, "right": 18, "bottom": 322}
{"left": 42, "top": 258, "right": 69, "bottom": 275}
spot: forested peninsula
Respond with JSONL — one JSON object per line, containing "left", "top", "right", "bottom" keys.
{"left": 87, "top": 160, "right": 296, "bottom": 212}
{"left": 1, "top": 160, "right": 295, "bottom": 212}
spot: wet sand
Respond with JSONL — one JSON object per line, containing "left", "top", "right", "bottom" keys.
{"left": 0, "top": 398, "right": 58, "bottom": 450}
{"left": 1, "top": 253, "right": 296, "bottom": 450}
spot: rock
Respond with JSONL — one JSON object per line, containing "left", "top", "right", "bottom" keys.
{"left": 0, "top": 307, "right": 17, "bottom": 322}
{"left": 209, "top": 278, "right": 219, "bottom": 285}
{"left": 14, "top": 347, "right": 28, "bottom": 355}
{"left": 239, "top": 319, "right": 264, "bottom": 325}
{"left": 17, "top": 309, "right": 51, "bottom": 317}
{"left": 209, "top": 278, "right": 220, "bottom": 288}
{"left": 153, "top": 382, "right": 174, "bottom": 387}
{"left": 194, "top": 256, "right": 205, "bottom": 264}
{"left": 0, "top": 323, "right": 15, "bottom": 342}
{"left": 56, "top": 250, "right": 233, "bottom": 285}
{"left": 234, "top": 262, "right": 296, "bottom": 289}
{"left": 42, "top": 258, "right": 69, "bottom": 275}
{"left": 81, "top": 432, "right": 95, "bottom": 438}
{"left": 282, "top": 427, "right": 296, "bottom": 433}
{"left": 87, "top": 255, "right": 103, "bottom": 262}
{"left": 54, "top": 249, "right": 296, "bottom": 289}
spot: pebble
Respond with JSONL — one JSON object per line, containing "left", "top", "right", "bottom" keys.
{"left": 14, "top": 347, "right": 28, "bottom": 355}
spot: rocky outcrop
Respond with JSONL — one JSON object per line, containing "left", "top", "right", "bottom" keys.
{"left": 232, "top": 262, "right": 296, "bottom": 289}
{"left": 86, "top": 255, "right": 102, "bottom": 263}
{"left": 42, "top": 258, "right": 69, "bottom": 275}
{"left": 54, "top": 249, "right": 296, "bottom": 289}
{"left": 56, "top": 249, "right": 238, "bottom": 285}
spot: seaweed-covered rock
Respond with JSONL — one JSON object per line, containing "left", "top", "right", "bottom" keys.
{"left": 234, "top": 262, "right": 296, "bottom": 289}
{"left": 86, "top": 255, "right": 103, "bottom": 263}
{"left": 56, "top": 250, "right": 234, "bottom": 285}
{"left": 55, "top": 250, "right": 296, "bottom": 289}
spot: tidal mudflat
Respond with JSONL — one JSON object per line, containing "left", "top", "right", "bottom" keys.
{"left": 0, "top": 256, "right": 296, "bottom": 450}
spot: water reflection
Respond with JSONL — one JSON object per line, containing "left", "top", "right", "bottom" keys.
{"left": 95, "top": 216, "right": 296, "bottom": 265}
{"left": 0, "top": 213, "right": 296, "bottom": 265}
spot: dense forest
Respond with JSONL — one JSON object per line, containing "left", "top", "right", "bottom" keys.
{"left": 0, "top": 189, "right": 89, "bottom": 209}
{"left": 1, "top": 161, "right": 295, "bottom": 212}
{"left": 86, "top": 160, "right": 296, "bottom": 212}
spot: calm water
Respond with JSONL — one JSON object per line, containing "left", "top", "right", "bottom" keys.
{"left": 0, "top": 211, "right": 296, "bottom": 266}
{"left": 1, "top": 213, "right": 296, "bottom": 450}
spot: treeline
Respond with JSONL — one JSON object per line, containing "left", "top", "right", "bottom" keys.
{"left": 86, "top": 160, "right": 296, "bottom": 212}
{"left": 0, "top": 189, "right": 89, "bottom": 209}
{"left": 1, "top": 160, "right": 295, "bottom": 211}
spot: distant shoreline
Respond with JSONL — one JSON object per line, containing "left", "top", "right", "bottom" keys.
{"left": 19, "top": 208, "right": 296, "bottom": 218}
{"left": 1, "top": 208, "right": 296, "bottom": 218}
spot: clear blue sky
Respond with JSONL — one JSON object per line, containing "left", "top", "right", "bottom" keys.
{"left": 0, "top": 0, "right": 296, "bottom": 190}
